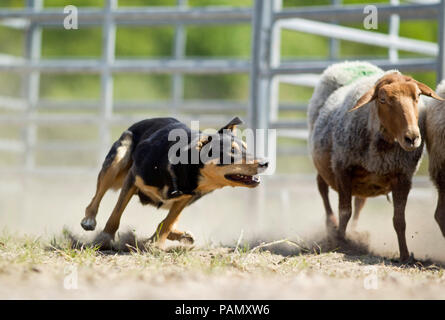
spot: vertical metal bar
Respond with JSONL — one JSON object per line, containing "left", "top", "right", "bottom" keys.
{"left": 438, "top": 0, "right": 445, "bottom": 83}
{"left": 248, "top": 0, "right": 274, "bottom": 226}
{"left": 389, "top": 0, "right": 400, "bottom": 63}
{"left": 99, "top": 0, "right": 117, "bottom": 163}
{"left": 269, "top": 0, "right": 282, "bottom": 123}
{"left": 329, "top": 0, "right": 340, "bottom": 60}
{"left": 23, "top": 0, "right": 43, "bottom": 172}
{"left": 172, "top": 0, "right": 187, "bottom": 116}
{"left": 249, "top": 0, "right": 272, "bottom": 135}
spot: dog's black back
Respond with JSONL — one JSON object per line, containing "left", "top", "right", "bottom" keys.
{"left": 131, "top": 118, "right": 201, "bottom": 195}
{"left": 103, "top": 117, "right": 201, "bottom": 208}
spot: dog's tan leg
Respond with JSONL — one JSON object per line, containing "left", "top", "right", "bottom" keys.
{"left": 101, "top": 172, "right": 136, "bottom": 239}
{"left": 82, "top": 131, "right": 133, "bottom": 231}
{"left": 82, "top": 167, "right": 120, "bottom": 230}
{"left": 351, "top": 196, "right": 366, "bottom": 229}
{"left": 167, "top": 229, "right": 195, "bottom": 245}
{"left": 149, "top": 198, "right": 191, "bottom": 248}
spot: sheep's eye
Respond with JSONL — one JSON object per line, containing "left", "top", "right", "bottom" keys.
{"left": 379, "top": 97, "right": 385, "bottom": 103}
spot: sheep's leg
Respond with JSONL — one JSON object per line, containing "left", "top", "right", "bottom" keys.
{"left": 434, "top": 189, "right": 445, "bottom": 237}
{"left": 351, "top": 197, "right": 366, "bottom": 229}
{"left": 316, "top": 174, "right": 337, "bottom": 235}
{"left": 391, "top": 175, "right": 411, "bottom": 262}
{"left": 336, "top": 169, "right": 353, "bottom": 240}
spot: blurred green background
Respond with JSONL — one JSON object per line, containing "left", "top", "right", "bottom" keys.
{"left": 0, "top": 0, "right": 437, "bottom": 174}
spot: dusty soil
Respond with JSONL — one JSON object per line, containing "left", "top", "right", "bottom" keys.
{"left": 1, "top": 173, "right": 445, "bottom": 299}
{"left": 1, "top": 231, "right": 445, "bottom": 300}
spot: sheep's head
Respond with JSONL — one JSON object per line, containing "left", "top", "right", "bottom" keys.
{"left": 350, "top": 72, "right": 444, "bottom": 151}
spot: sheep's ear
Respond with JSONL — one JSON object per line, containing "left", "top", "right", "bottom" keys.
{"left": 415, "top": 81, "right": 445, "bottom": 101}
{"left": 218, "top": 117, "right": 243, "bottom": 134}
{"left": 349, "top": 87, "right": 377, "bottom": 112}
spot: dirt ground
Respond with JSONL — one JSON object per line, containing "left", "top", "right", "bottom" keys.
{"left": 1, "top": 173, "right": 445, "bottom": 299}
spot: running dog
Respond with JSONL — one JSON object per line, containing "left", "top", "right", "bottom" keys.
{"left": 81, "top": 117, "right": 268, "bottom": 249}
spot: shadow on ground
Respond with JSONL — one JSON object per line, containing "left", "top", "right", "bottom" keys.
{"left": 232, "top": 231, "right": 445, "bottom": 270}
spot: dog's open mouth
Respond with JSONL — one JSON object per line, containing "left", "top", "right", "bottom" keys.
{"left": 224, "top": 174, "right": 260, "bottom": 185}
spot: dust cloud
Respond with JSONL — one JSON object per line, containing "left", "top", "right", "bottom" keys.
{"left": 1, "top": 172, "right": 444, "bottom": 263}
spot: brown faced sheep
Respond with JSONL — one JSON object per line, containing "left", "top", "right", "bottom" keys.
{"left": 308, "top": 61, "right": 443, "bottom": 262}
{"left": 425, "top": 81, "right": 445, "bottom": 239}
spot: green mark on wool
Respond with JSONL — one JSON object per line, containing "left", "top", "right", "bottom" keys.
{"left": 343, "top": 65, "right": 380, "bottom": 85}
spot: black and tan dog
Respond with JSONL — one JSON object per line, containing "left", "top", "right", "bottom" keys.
{"left": 81, "top": 117, "right": 268, "bottom": 249}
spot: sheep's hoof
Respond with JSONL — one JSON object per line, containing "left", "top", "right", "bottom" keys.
{"left": 396, "top": 253, "right": 418, "bottom": 267}
{"left": 81, "top": 217, "right": 97, "bottom": 231}
{"left": 179, "top": 231, "right": 195, "bottom": 245}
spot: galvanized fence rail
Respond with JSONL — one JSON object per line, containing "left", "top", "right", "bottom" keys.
{"left": 0, "top": 0, "right": 443, "bottom": 173}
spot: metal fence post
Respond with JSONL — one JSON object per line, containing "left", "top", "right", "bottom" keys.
{"left": 23, "top": 0, "right": 43, "bottom": 171}
{"left": 172, "top": 0, "right": 187, "bottom": 116}
{"left": 99, "top": 0, "right": 117, "bottom": 163}
{"left": 438, "top": 0, "right": 445, "bottom": 83}
{"left": 269, "top": 0, "right": 282, "bottom": 124}
{"left": 389, "top": 0, "right": 400, "bottom": 63}
{"left": 329, "top": 0, "right": 340, "bottom": 60}
{"left": 248, "top": 0, "right": 274, "bottom": 228}
{"left": 249, "top": 0, "right": 273, "bottom": 140}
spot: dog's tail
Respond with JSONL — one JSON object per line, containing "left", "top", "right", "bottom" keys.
{"left": 101, "top": 130, "right": 134, "bottom": 174}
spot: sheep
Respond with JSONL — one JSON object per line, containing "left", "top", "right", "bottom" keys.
{"left": 425, "top": 80, "right": 445, "bottom": 239}
{"left": 308, "top": 61, "right": 443, "bottom": 262}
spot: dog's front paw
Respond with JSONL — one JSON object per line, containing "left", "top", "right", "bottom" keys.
{"left": 81, "top": 217, "right": 97, "bottom": 231}
{"left": 179, "top": 231, "right": 195, "bottom": 245}
{"left": 93, "top": 232, "right": 114, "bottom": 250}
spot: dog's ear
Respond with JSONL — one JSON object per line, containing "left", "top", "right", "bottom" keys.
{"left": 218, "top": 117, "right": 243, "bottom": 134}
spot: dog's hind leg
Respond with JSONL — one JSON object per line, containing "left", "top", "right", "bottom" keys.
{"left": 81, "top": 131, "right": 133, "bottom": 231}
{"left": 97, "top": 171, "right": 137, "bottom": 248}
{"left": 317, "top": 174, "right": 337, "bottom": 236}
{"left": 351, "top": 196, "right": 366, "bottom": 229}
{"left": 149, "top": 198, "right": 191, "bottom": 249}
